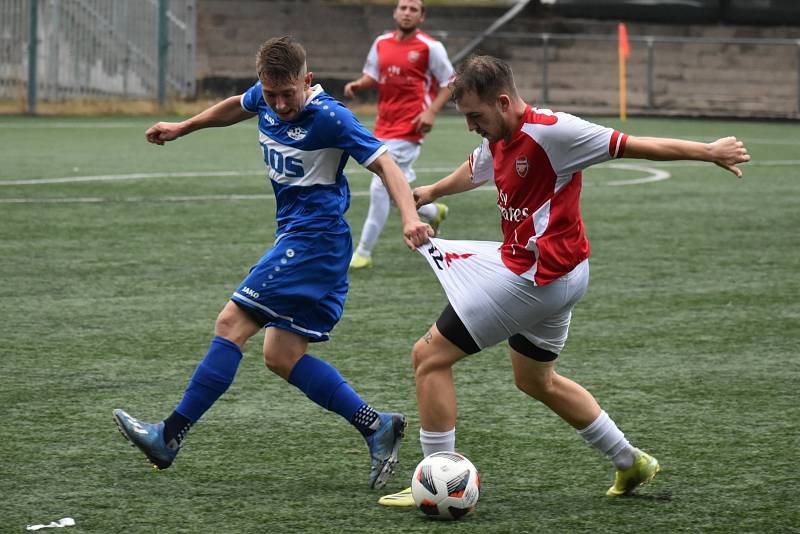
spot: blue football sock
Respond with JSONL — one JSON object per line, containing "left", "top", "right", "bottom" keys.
{"left": 288, "top": 354, "right": 380, "bottom": 436}
{"left": 174, "top": 336, "right": 243, "bottom": 423}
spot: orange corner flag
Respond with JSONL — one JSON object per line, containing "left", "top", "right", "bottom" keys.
{"left": 617, "top": 23, "right": 629, "bottom": 121}
{"left": 618, "top": 22, "right": 630, "bottom": 59}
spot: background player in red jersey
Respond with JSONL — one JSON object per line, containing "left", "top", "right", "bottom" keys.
{"left": 344, "top": 0, "right": 455, "bottom": 270}
{"left": 378, "top": 55, "right": 750, "bottom": 506}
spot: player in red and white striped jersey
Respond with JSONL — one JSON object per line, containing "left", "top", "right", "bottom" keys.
{"left": 344, "top": 0, "right": 455, "bottom": 269}
{"left": 379, "top": 55, "right": 750, "bottom": 506}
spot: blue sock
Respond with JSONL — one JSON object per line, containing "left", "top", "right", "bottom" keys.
{"left": 288, "top": 354, "right": 380, "bottom": 436}
{"left": 174, "top": 336, "right": 243, "bottom": 423}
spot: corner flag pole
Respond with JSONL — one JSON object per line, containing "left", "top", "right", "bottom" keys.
{"left": 618, "top": 23, "right": 630, "bottom": 121}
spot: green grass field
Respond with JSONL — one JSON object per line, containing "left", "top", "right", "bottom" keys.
{"left": 1, "top": 113, "right": 798, "bottom": 533}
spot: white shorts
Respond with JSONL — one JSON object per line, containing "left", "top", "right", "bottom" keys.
{"left": 371, "top": 139, "right": 421, "bottom": 188}
{"left": 418, "top": 237, "right": 589, "bottom": 354}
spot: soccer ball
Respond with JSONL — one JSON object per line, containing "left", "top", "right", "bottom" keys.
{"left": 411, "top": 452, "right": 480, "bottom": 520}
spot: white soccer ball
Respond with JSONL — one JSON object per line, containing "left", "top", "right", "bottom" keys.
{"left": 411, "top": 451, "right": 480, "bottom": 520}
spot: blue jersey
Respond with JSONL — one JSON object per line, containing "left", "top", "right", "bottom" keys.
{"left": 241, "top": 83, "right": 387, "bottom": 235}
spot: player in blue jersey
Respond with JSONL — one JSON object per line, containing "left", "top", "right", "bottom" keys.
{"left": 113, "top": 36, "right": 433, "bottom": 489}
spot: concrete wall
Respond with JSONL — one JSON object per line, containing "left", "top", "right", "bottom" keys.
{"left": 196, "top": 1, "right": 800, "bottom": 118}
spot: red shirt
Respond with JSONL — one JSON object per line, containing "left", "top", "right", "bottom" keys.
{"left": 363, "top": 30, "right": 454, "bottom": 142}
{"left": 469, "top": 106, "right": 628, "bottom": 285}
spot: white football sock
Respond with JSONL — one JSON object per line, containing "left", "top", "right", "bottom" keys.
{"left": 577, "top": 410, "right": 636, "bottom": 469}
{"left": 355, "top": 178, "right": 391, "bottom": 257}
{"left": 417, "top": 203, "right": 437, "bottom": 221}
{"left": 420, "top": 427, "right": 456, "bottom": 457}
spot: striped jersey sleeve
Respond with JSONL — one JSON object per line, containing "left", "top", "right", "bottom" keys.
{"left": 609, "top": 129, "right": 628, "bottom": 158}
{"left": 522, "top": 109, "right": 628, "bottom": 177}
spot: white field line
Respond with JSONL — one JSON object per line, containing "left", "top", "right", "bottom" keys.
{"left": 0, "top": 167, "right": 457, "bottom": 186}
{"left": 2, "top": 171, "right": 258, "bottom": 186}
{"left": 3, "top": 157, "right": 794, "bottom": 188}
{"left": 602, "top": 163, "right": 670, "bottom": 185}
{"left": 1, "top": 191, "right": 346, "bottom": 204}
{"left": 0, "top": 194, "right": 273, "bottom": 204}
{"left": 0, "top": 158, "right": 794, "bottom": 204}
{"left": 1, "top": 164, "right": 663, "bottom": 204}
{"left": 0, "top": 188, "right": 499, "bottom": 204}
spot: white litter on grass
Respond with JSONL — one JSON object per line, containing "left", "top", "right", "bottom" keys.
{"left": 25, "top": 517, "right": 75, "bottom": 530}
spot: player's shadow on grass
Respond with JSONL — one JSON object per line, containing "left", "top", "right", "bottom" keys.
{"left": 615, "top": 491, "right": 673, "bottom": 501}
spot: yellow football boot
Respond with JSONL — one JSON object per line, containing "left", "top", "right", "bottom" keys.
{"left": 606, "top": 450, "right": 661, "bottom": 497}
{"left": 349, "top": 252, "right": 373, "bottom": 270}
{"left": 378, "top": 487, "right": 415, "bottom": 507}
{"left": 430, "top": 203, "right": 449, "bottom": 236}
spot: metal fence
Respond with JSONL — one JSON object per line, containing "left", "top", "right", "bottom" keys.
{"left": 435, "top": 30, "right": 800, "bottom": 119}
{"left": 0, "top": 0, "right": 196, "bottom": 112}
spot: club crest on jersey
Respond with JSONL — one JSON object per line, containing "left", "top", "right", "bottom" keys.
{"left": 515, "top": 156, "right": 529, "bottom": 178}
{"left": 287, "top": 126, "right": 308, "bottom": 140}
{"left": 408, "top": 50, "right": 420, "bottom": 63}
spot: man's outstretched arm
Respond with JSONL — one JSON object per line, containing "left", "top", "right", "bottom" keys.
{"left": 145, "top": 95, "right": 255, "bottom": 145}
{"left": 624, "top": 135, "right": 751, "bottom": 177}
{"left": 367, "top": 152, "right": 433, "bottom": 249}
{"left": 413, "top": 161, "right": 484, "bottom": 208}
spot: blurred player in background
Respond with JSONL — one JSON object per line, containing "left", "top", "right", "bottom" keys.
{"left": 113, "top": 36, "right": 433, "bottom": 490}
{"left": 378, "top": 55, "right": 751, "bottom": 506}
{"left": 344, "top": 0, "right": 455, "bottom": 270}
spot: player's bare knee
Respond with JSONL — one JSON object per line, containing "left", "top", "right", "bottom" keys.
{"left": 215, "top": 302, "right": 260, "bottom": 346}
{"left": 214, "top": 307, "right": 242, "bottom": 340}
{"left": 411, "top": 337, "right": 430, "bottom": 372}
{"left": 412, "top": 337, "right": 449, "bottom": 377}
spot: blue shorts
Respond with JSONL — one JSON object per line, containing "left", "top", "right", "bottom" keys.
{"left": 231, "top": 229, "right": 351, "bottom": 342}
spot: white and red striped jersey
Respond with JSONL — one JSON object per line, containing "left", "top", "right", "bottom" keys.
{"left": 363, "top": 29, "right": 454, "bottom": 142}
{"left": 468, "top": 106, "right": 628, "bottom": 285}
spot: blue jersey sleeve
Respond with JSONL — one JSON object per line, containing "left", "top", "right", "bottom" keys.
{"left": 331, "top": 105, "right": 387, "bottom": 167}
{"left": 241, "top": 81, "right": 263, "bottom": 113}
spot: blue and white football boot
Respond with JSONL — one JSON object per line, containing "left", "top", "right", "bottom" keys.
{"left": 366, "top": 412, "right": 406, "bottom": 489}
{"left": 113, "top": 409, "right": 179, "bottom": 470}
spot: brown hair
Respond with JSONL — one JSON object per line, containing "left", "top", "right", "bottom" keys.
{"left": 256, "top": 36, "right": 306, "bottom": 84}
{"left": 451, "top": 55, "right": 517, "bottom": 104}
{"left": 398, "top": 0, "right": 425, "bottom": 14}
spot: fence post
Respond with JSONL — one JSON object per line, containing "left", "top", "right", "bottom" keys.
{"left": 646, "top": 37, "right": 654, "bottom": 109}
{"left": 541, "top": 33, "right": 549, "bottom": 106}
{"left": 158, "top": 0, "right": 169, "bottom": 110}
{"left": 796, "top": 40, "right": 800, "bottom": 114}
{"left": 27, "top": 0, "right": 39, "bottom": 115}
{"left": 185, "top": 0, "right": 197, "bottom": 98}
